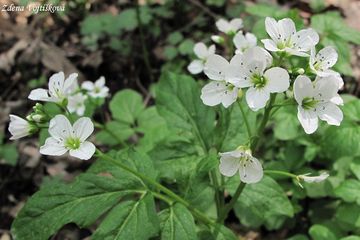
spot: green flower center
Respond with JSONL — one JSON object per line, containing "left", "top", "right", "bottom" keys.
{"left": 251, "top": 74, "right": 267, "bottom": 89}
{"left": 94, "top": 87, "right": 101, "bottom": 93}
{"left": 65, "top": 137, "right": 81, "bottom": 150}
{"left": 302, "top": 97, "right": 319, "bottom": 110}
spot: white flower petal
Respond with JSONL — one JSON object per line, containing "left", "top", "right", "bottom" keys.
{"left": 194, "top": 42, "right": 208, "bottom": 59}
{"left": 208, "top": 45, "right": 216, "bottom": 55}
{"left": 48, "top": 115, "right": 73, "bottom": 140}
{"left": 200, "top": 81, "right": 237, "bottom": 108}
{"left": 291, "top": 29, "right": 319, "bottom": 53}
{"left": 28, "top": 88, "right": 54, "bottom": 102}
{"left": 216, "top": 19, "right": 230, "bottom": 33}
{"left": 238, "top": 156, "right": 263, "bottom": 184}
{"left": 264, "top": 67, "right": 290, "bottom": 93}
{"left": 316, "top": 102, "right": 343, "bottom": 126}
{"left": 261, "top": 39, "right": 280, "bottom": 52}
{"left": 246, "top": 87, "right": 270, "bottom": 111}
{"left": 63, "top": 73, "right": 79, "bottom": 95}
{"left": 297, "top": 106, "right": 318, "bottom": 134}
{"left": 293, "top": 75, "right": 314, "bottom": 104}
{"left": 301, "top": 172, "right": 329, "bottom": 183}
{"left": 81, "top": 81, "right": 95, "bottom": 91}
{"left": 230, "top": 18, "right": 243, "bottom": 32}
{"left": 69, "top": 141, "right": 95, "bottom": 160}
{"left": 265, "top": 17, "right": 282, "bottom": 43}
{"left": 73, "top": 117, "right": 94, "bottom": 141}
{"left": 204, "top": 54, "right": 229, "bottom": 81}
{"left": 9, "top": 115, "right": 30, "bottom": 140}
{"left": 244, "top": 46, "right": 273, "bottom": 69}
{"left": 245, "top": 33, "right": 257, "bottom": 46}
{"left": 40, "top": 137, "right": 68, "bottom": 156}
{"left": 330, "top": 94, "right": 344, "bottom": 105}
{"left": 219, "top": 151, "right": 241, "bottom": 177}
{"left": 279, "top": 18, "right": 296, "bottom": 40}
{"left": 95, "top": 76, "right": 106, "bottom": 88}
{"left": 316, "top": 46, "right": 338, "bottom": 69}
{"left": 48, "top": 72, "right": 65, "bottom": 96}
{"left": 314, "top": 76, "right": 339, "bottom": 101}
{"left": 187, "top": 60, "right": 204, "bottom": 74}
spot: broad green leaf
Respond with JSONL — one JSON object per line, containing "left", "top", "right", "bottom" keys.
{"left": 156, "top": 72, "right": 215, "bottom": 150}
{"left": 335, "top": 203, "right": 360, "bottom": 231}
{"left": 309, "top": 224, "right": 337, "bottom": 240}
{"left": 12, "top": 149, "right": 158, "bottom": 240}
{"left": 95, "top": 121, "right": 135, "bottom": 146}
{"left": 334, "top": 179, "right": 360, "bottom": 204}
{"left": 273, "top": 106, "right": 301, "bottom": 140}
{"left": 198, "top": 225, "right": 237, "bottom": 240}
{"left": 350, "top": 157, "right": 360, "bottom": 180}
{"left": 341, "top": 236, "right": 360, "bottom": 240}
{"left": 178, "top": 39, "right": 195, "bottom": 56}
{"left": 245, "top": 3, "right": 281, "bottom": 17}
{"left": 159, "top": 204, "right": 198, "bottom": 240}
{"left": 229, "top": 176, "right": 294, "bottom": 228}
{"left": 109, "top": 89, "right": 145, "bottom": 124}
{"left": 287, "top": 234, "right": 309, "bottom": 240}
{"left": 93, "top": 192, "right": 159, "bottom": 240}
{"left": 167, "top": 32, "right": 184, "bottom": 45}
{"left": 164, "top": 46, "right": 178, "bottom": 60}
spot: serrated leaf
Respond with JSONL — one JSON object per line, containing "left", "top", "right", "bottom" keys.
{"left": 159, "top": 203, "right": 198, "bottom": 240}
{"left": 109, "top": 89, "right": 145, "bottom": 124}
{"left": 229, "top": 176, "right": 294, "bottom": 229}
{"left": 93, "top": 192, "right": 159, "bottom": 240}
{"left": 156, "top": 72, "right": 216, "bottom": 150}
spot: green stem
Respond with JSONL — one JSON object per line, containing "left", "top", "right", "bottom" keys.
{"left": 94, "top": 121, "right": 129, "bottom": 147}
{"left": 237, "top": 101, "right": 252, "bottom": 138}
{"left": 264, "top": 170, "right": 298, "bottom": 179}
{"left": 96, "top": 150, "right": 215, "bottom": 226}
{"left": 251, "top": 94, "right": 277, "bottom": 151}
{"left": 217, "top": 182, "right": 245, "bottom": 223}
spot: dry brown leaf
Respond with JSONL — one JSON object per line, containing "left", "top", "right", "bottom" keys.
{"left": 0, "top": 40, "right": 29, "bottom": 73}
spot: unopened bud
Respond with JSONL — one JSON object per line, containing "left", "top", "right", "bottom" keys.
{"left": 211, "top": 35, "right": 224, "bottom": 44}
{"left": 237, "top": 89, "right": 243, "bottom": 98}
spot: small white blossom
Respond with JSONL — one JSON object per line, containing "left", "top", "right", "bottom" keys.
{"left": 299, "top": 172, "right": 329, "bottom": 183}
{"left": 309, "top": 46, "right": 344, "bottom": 89}
{"left": 201, "top": 54, "right": 243, "bottom": 108}
{"left": 233, "top": 31, "right": 257, "bottom": 54}
{"left": 293, "top": 75, "right": 343, "bottom": 134}
{"left": 8, "top": 115, "right": 35, "bottom": 140}
{"left": 28, "top": 72, "right": 78, "bottom": 104}
{"left": 187, "top": 43, "right": 216, "bottom": 74}
{"left": 230, "top": 46, "right": 290, "bottom": 111}
{"left": 216, "top": 18, "right": 243, "bottom": 34}
{"left": 262, "top": 17, "right": 319, "bottom": 56}
{"left": 219, "top": 148, "right": 263, "bottom": 184}
{"left": 40, "top": 115, "right": 95, "bottom": 160}
{"left": 81, "top": 76, "right": 109, "bottom": 98}
{"left": 67, "top": 93, "right": 87, "bottom": 116}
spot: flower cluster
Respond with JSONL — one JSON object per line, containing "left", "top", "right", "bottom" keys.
{"left": 189, "top": 17, "right": 342, "bottom": 184}
{"left": 8, "top": 72, "right": 107, "bottom": 160}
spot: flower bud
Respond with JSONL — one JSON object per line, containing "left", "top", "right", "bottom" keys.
{"left": 237, "top": 89, "right": 243, "bottom": 98}
{"left": 211, "top": 35, "right": 224, "bottom": 44}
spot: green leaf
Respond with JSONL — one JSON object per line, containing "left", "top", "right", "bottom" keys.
{"left": 309, "top": 224, "right": 337, "bottom": 240}
{"left": 159, "top": 203, "right": 198, "bottom": 240}
{"left": 273, "top": 106, "right": 301, "bottom": 140}
{"left": 245, "top": 3, "right": 281, "bottom": 17}
{"left": 198, "top": 225, "right": 237, "bottom": 240}
{"left": 93, "top": 192, "right": 159, "bottom": 240}
{"left": 334, "top": 179, "right": 360, "bottom": 204}
{"left": 335, "top": 203, "right": 360, "bottom": 231}
{"left": 350, "top": 157, "right": 360, "bottom": 180}
{"left": 167, "top": 32, "right": 184, "bottom": 45}
{"left": 12, "top": 149, "right": 158, "bottom": 240}
{"left": 109, "top": 89, "right": 145, "bottom": 125}
{"left": 206, "top": 0, "right": 226, "bottom": 7}
{"left": 95, "top": 121, "right": 135, "bottom": 146}
{"left": 229, "top": 176, "right": 294, "bottom": 229}
{"left": 178, "top": 39, "right": 195, "bottom": 56}
{"left": 156, "top": 72, "right": 215, "bottom": 150}
{"left": 341, "top": 236, "right": 360, "bottom": 240}
{"left": 164, "top": 46, "right": 178, "bottom": 60}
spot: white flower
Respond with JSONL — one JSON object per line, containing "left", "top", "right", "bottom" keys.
{"left": 216, "top": 18, "right": 243, "bottom": 34}
{"left": 293, "top": 75, "right": 343, "bottom": 134}
{"left": 201, "top": 54, "right": 243, "bottom": 108}
{"left": 187, "top": 43, "right": 216, "bottom": 74}
{"left": 28, "top": 72, "right": 78, "bottom": 104}
{"left": 233, "top": 31, "right": 257, "bottom": 54}
{"left": 67, "top": 93, "right": 87, "bottom": 116}
{"left": 81, "top": 76, "right": 109, "bottom": 98}
{"left": 8, "top": 115, "right": 35, "bottom": 140}
{"left": 309, "top": 46, "right": 344, "bottom": 89}
{"left": 40, "top": 115, "right": 95, "bottom": 160}
{"left": 262, "top": 17, "right": 319, "bottom": 56}
{"left": 298, "top": 172, "right": 329, "bottom": 183}
{"left": 230, "top": 46, "right": 290, "bottom": 111}
{"left": 219, "top": 148, "right": 263, "bottom": 184}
